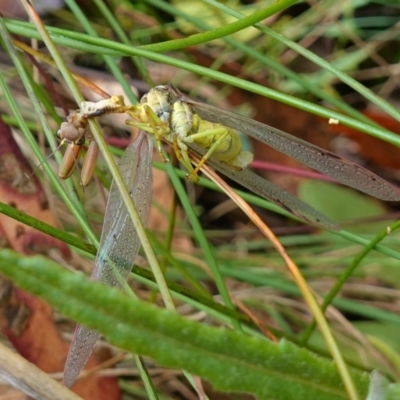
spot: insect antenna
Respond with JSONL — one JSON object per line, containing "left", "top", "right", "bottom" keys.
{"left": 30, "top": 140, "right": 65, "bottom": 178}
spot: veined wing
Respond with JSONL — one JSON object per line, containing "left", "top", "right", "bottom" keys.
{"left": 168, "top": 85, "right": 400, "bottom": 202}
{"left": 64, "top": 131, "right": 153, "bottom": 387}
{"left": 188, "top": 144, "right": 339, "bottom": 230}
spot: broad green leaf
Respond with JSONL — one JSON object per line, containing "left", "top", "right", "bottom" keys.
{"left": 299, "top": 180, "right": 392, "bottom": 232}
{"left": 0, "top": 249, "right": 371, "bottom": 400}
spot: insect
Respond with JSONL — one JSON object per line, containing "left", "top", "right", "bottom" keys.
{"left": 56, "top": 95, "right": 129, "bottom": 186}
{"left": 63, "top": 130, "right": 153, "bottom": 387}
{"left": 59, "top": 85, "right": 400, "bottom": 227}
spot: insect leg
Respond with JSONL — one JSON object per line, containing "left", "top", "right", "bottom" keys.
{"left": 171, "top": 138, "right": 198, "bottom": 181}
{"left": 184, "top": 127, "right": 229, "bottom": 180}
{"left": 126, "top": 104, "right": 170, "bottom": 162}
{"left": 81, "top": 140, "right": 100, "bottom": 186}
{"left": 58, "top": 142, "right": 83, "bottom": 180}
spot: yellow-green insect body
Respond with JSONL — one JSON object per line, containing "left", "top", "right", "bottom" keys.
{"left": 189, "top": 113, "right": 253, "bottom": 169}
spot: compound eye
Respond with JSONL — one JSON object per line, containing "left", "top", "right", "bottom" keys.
{"left": 56, "top": 129, "right": 62, "bottom": 140}
{"left": 76, "top": 136, "right": 86, "bottom": 146}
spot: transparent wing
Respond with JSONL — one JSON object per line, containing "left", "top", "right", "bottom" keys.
{"left": 188, "top": 144, "right": 339, "bottom": 230}
{"left": 64, "top": 131, "right": 153, "bottom": 387}
{"left": 169, "top": 85, "right": 400, "bottom": 201}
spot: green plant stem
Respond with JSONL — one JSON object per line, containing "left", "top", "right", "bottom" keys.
{"left": 299, "top": 219, "right": 400, "bottom": 346}
{"left": 140, "top": 0, "right": 299, "bottom": 52}
{"left": 0, "top": 202, "right": 96, "bottom": 255}
{"left": 19, "top": 1, "right": 174, "bottom": 310}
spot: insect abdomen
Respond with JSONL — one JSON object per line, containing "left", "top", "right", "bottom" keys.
{"left": 193, "top": 117, "right": 253, "bottom": 168}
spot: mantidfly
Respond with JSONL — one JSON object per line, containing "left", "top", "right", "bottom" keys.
{"left": 56, "top": 95, "right": 128, "bottom": 186}
{"left": 62, "top": 84, "right": 400, "bottom": 385}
